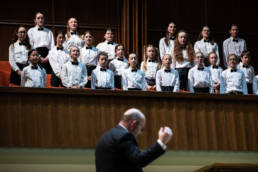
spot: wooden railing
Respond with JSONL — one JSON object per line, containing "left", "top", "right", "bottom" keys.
{"left": 0, "top": 87, "right": 257, "bottom": 150}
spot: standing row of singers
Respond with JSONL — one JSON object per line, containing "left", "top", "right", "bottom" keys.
{"left": 8, "top": 12, "right": 258, "bottom": 95}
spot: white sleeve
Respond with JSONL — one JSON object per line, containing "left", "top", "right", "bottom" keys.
{"left": 20, "top": 69, "right": 26, "bottom": 87}
{"left": 188, "top": 69, "right": 194, "bottom": 93}
{"left": 80, "top": 64, "right": 88, "bottom": 87}
{"left": 159, "top": 38, "right": 165, "bottom": 60}
{"left": 9, "top": 45, "right": 20, "bottom": 71}
{"left": 48, "top": 52, "right": 61, "bottom": 78}
{"left": 111, "top": 71, "right": 115, "bottom": 90}
{"left": 209, "top": 70, "right": 214, "bottom": 93}
{"left": 42, "top": 69, "right": 47, "bottom": 88}
{"left": 60, "top": 64, "right": 69, "bottom": 88}
{"left": 173, "top": 71, "right": 180, "bottom": 92}
{"left": 194, "top": 42, "right": 200, "bottom": 53}
{"left": 223, "top": 40, "right": 228, "bottom": 68}
{"left": 242, "top": 72, "right": 248, "bottom": 95}
{"left": 91, "top": 71, "right": 96, "bottom": 89}
{"left": 214, "top": 43, "right": 220, "bottom": 66}
{"left": 142, "top": 73, "right": 146, "bottom": 91}
{"left": 122, "top": 71, "right": 128, "bottom": 90}
{"left": 220, "top": 72, "right": 226, "bottom": 94}
{"left": 155, "top": 71, "right": 161, "bottom": 91}
{"left": 253, "top": 76, "right": 258, "bottom": 95}
{"left": 27, "top": 29, "right": 34, "bottom": 49}
{"left": 49, "top": 31, "right": 55, "bottom": 50}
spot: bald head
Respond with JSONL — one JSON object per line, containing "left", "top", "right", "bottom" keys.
{"left": 122, "top": 108, "right": 145, "bottom": 123}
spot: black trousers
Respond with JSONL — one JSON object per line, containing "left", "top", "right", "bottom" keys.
{"left": 114, "top": 75, "right": 122, "bottom": 89}
{"left": 85, "top": 65, "right": 97, "bottom": 88}
{"left": 247, "top": 83, "right": 253, "bottom": 94}
{"left": 50, "top": 73, "right": 63, "bottom": 87}
{"left": 36, "top": 47, "right": 52, "bottom": 74}
{"left": 175, "top": 67, "right": 190, "bottom": 91}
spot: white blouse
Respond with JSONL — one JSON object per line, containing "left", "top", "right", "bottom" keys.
{"left": 122, "top": 67, "right": 146, "bottom": 91}
{"left": 91, "top": 66, "right": 114, "bottom": 90}
{"left": 188, "top": 66, "right": 213, "bottom": 93}
{"left": 220, "top": 68, "right": 248, "bottom": 95}
{"left": 21, "top": 64, "right": 46, "bottom": 88}
{"left": 156, "top": 68, "right": 180, "bottom": 92}
{"left": 9, "top": 41, "right": 29, "bottom": 71}
{"left": 60, "top": 61, "right": 88, "bottom": 88}
{"left": 48, "top": 47, "right": 70, "bottom": 78}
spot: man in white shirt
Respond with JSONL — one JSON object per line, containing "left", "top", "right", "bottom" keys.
{"left": 220, "top": 54, "right": 248, "bottom": 95}
{"left": 223, "top": 24, "right": 247, "bottom": 68}
{"left": 96, "top": 28, "right": 118, "bottom": 62}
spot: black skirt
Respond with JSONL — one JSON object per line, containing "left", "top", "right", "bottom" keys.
{"left": 194, "top": 87, "right": 210, "bottom": 93}
{"left": 9, "top": 63, "right": 28, "bottom": 85}
{"left": 36, "top": 47, "right": 52, "bottom": 74}
{"left": 161, "top": 86, "right": 174, "bottom": 92}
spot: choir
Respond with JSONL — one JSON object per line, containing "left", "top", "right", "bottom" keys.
{"left": 8, "top": 13, "right": 258, "bottom": 95}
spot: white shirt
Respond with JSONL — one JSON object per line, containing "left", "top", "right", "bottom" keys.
{"left": 9, "top": 41, "right": 29, "bottom": 71}
{"left": 253, "top": 75, "right": 258, "bottom": 95}
{"left": 140, "top": 60, "right": 159, "bottom": 79}
{"left": 122, "top": 67, "right": 146, "bottom": 91}
{"left": 188, "top": 65, "right": 213, "bottom": 93}
{"left": 159, "top": 37, "right": 174, "bottom": 59}
{"left": 156, "top": 68, "right": 180, "bottom": 92}
{"left": 64, "top": 33, "right": 85, "bottom": 51}
{"left": 91, "top": 66, "right": 114, "bottom": 90}
{"left": 171, "top": 50, "right": 193, "bottom": 68}
{"left": 209, "top": 65, "right": 223, "bottom": 84}
{"left": 194, "top": 39, "right": 220, "bottom": 65}
{"left": 21, "top": 64, "right": 46, "bottom": 88}
{"left": 108, "top": 57, "right": 128, "bottom": 76}
{"left": 96, "top": 40, "right": 117, "bottom": 60}
{"left": 60, "top": 61, "right": 88, "bottom": 88}
{"left": 223, "top": 37, "right": 247, "bottom": 67}
{"left": 48, "top": 47, "right": 70, "bottom": 78}
{"left": 237, "top": 62, "right": 255, "bottom": 84}
{"left": 220, "top": 68, "right": 248, "bottom": 95}
{"left": 27, "top": 26, "right": 55, "bottom": 50}
{"left": 79, "top": 46, "right": 99, "bottom": 66}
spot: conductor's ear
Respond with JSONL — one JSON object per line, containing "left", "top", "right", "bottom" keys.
{"left": 129, "top": 120, "right": 137, "bottom": 130}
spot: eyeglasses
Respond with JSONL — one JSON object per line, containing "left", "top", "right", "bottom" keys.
{"left": 18, "top": 31, "right": 26, "bottom": 34}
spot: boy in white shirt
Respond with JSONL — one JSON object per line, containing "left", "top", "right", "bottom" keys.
{"left": 220, "top": 54, "right": 247, "bottom": 95}
{"left": 21, "top": 49, "right": 46, "bottom": 88}
{"left": 61, "top": 46, "right": 87, "bottom": 88}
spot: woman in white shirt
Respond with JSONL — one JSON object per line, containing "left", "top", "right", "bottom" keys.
{"left": 172, "top": 30, "right": 195, "bottom": 91}
{"left": 159, "top": 22, "right": 176, "bottom": 59}
{"left": 194, "top": 26, "right": 220, "bottom": 67}
{"left": 9, "top": 26, "right": 31, "bottom": 85}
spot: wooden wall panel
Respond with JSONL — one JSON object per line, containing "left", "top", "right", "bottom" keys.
{"left": 0, "top": 87, "right": 258, "bottom": 151}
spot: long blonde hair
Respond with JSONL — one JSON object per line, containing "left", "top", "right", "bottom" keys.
{"left": 142, "top": 45, "right": 161, "bottom": 72}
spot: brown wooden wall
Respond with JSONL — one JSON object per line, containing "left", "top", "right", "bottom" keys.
{"left": 147, "top": 0, "right": 258, "bottom": 70}
{"left": 0, "top": 87, "right": 258, "bottom": 151}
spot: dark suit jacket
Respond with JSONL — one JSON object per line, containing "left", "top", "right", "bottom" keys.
{"left": 95, "top": 125, "right": 165, "bottom": 172}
